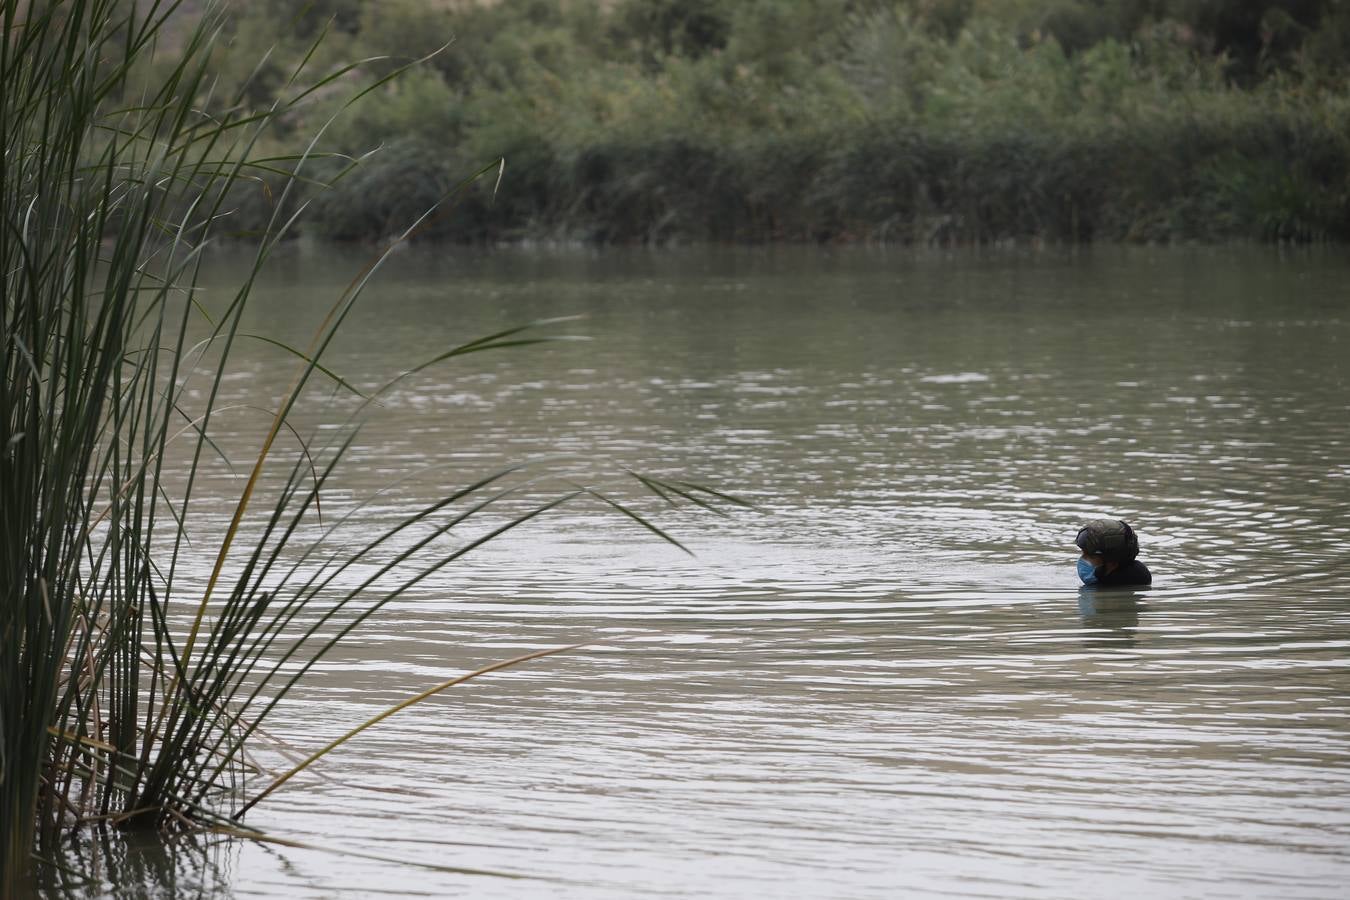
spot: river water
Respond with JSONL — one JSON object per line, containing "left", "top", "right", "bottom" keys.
{"left": 65, "top": 246, "right": 1350, "bottom": 898}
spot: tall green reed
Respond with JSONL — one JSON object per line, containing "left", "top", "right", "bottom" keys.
{"left": 0, "top": 1, "right": 732, "bottom": 891}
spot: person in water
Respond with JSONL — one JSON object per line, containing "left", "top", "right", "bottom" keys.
{"left": 1075, "top": 518, "right": 1152, "bottom": 586}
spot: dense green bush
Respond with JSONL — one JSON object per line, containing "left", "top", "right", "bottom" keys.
{"left": 207, "top": 0, "right": 1350, "bottom": 244}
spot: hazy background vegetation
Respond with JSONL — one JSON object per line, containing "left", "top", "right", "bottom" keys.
{"left": 151, "top": 0, "right": 1350, "bottom": 243}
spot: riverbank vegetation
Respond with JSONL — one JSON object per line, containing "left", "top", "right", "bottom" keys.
{"left": 194, "top": 0, "right": 1350, "bottom": 244}
{"left": 1, "top": 1, "right": 728, "bottom": 892}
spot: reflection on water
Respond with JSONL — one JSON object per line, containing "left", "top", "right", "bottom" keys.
{"left": 1078, "top": 589, "right": 1146, "bottom": 649}
{"left": 39, "top": 829, "right": 236, "bottom": 898}
{"left": 58, "top": 246, "right": 1350, "bottom": 898}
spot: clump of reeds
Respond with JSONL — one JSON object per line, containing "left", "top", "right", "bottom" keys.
{"left": 0, "top": 2, "right": 734, "bottom": 891}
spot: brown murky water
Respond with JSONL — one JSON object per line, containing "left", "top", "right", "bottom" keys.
{"left": 61, "top": 245, "right": 1350, "bottom": 898}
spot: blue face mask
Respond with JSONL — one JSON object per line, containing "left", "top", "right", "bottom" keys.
{"left": 1077, "top": 558, "right": 1099, "bottom": 585}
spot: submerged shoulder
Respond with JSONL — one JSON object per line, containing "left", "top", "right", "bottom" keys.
{"left": 1102, "top": 560, "right": 1152, "bottom": 586}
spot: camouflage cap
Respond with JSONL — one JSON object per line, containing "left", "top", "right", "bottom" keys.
{"left": 1075, "top": 518, "right": 1139, "bottom": 562}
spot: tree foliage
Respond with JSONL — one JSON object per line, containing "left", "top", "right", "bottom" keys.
{"left": 201, "top": 0, "right": 1350, "bottom": 243}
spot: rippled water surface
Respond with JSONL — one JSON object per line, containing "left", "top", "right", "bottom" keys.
{"left": 78, "top": 246, "right": 1350, "bottom": 897}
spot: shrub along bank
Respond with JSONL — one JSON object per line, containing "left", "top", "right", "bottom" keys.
{"left": 194, "top": 0, "right": 1350, "bottom": 243}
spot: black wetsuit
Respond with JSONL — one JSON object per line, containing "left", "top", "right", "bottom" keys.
{"left": 1092, "top": 560, "right": 1152, "bottom": 587}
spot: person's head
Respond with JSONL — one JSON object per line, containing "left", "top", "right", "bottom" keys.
{"left": 1075, "top": 518, "right": 1139, "bottom": 580}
